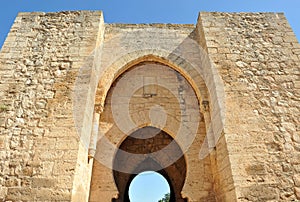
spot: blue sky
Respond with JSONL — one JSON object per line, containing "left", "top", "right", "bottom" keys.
{"left": 129, "top": 171, "right": 170, "bottom": 202}
{"left": 0, "top": 0, "right": 299, "bottom": 49}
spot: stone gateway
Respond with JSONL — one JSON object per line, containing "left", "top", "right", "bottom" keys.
{"left": 0, "top": 11, "right": 299, "bottom": 201}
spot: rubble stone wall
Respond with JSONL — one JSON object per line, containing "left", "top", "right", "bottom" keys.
{"left": 0, "top": 11, "right": 299, "bottom": 202}
{"left": 0, "top": 11, "right": 104, "bottom": 201}
{"left": 199, "top": 12, "right": 300, "bottom": 201}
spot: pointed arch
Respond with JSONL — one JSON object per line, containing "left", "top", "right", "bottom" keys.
{"left": 95, "top": 50, "right": 209, "bottom": 113}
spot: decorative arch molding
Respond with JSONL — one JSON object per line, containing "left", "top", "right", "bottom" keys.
{"left": 94, "top": 47, "right": 225, "bottom": 158}
{"left": 91, "top": 60, "right": 202, "bottom": 172}
{"left": 88, "top": 48, "right": 224, "bottom": 201}
{"left": 96, "top": 49, "right": 208, "bottom": 111}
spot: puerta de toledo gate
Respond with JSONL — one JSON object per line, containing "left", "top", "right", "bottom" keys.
{"left": 0, "top": 11, "right": 299, "bottom": 202}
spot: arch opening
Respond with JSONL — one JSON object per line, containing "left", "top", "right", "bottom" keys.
{"left": 89, "top": 60, "right": 217, "bottom": 201}
{"left": 128, "top": 171, "right": 171, "bottom": 202}
{"left": 113, "top": 126, "right": 187, "bottom": 202}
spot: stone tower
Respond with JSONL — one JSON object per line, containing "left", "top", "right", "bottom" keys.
{"left": 0, "top": 11, "right": 299, "bottom": 201}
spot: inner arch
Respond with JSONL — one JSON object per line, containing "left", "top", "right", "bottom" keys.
{"left": 113, "top": 126, "right": 187, "bottom": 202}
{"left": 129, "top": 171, "right": 171, "bottom": 202}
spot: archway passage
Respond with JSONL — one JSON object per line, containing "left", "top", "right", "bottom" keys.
{"left": 128, "top": 171, "right": 170, "bottom": 202}
{"left": 89, "top": 61, "right": 216, "bottom": 201}
{"left": 113, "top": 126, "right": 187, "bottom": 202}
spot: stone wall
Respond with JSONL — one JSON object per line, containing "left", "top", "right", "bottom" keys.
{"left": 198, "top": 12, "right": 300, "bottom": 201}
{"left": 0, "top": 10, "right": 299, "bottom": 202}
{"left": 0, "top": 11, "right": 104, "bottom": 201}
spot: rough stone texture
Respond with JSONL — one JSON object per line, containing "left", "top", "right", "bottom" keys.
{"left": 0, "top": 11, "right": 104, "bottom": 201}
{"left": 199, "top": 12, "right": 300, "bottom": 201}
{"left": 0, "top": 11, "right": 299, "bottom": 202}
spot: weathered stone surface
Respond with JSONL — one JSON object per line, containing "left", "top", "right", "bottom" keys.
{"left": 32, "top": 178, "right": 56, "bottom": 188}
{"left": 295, "top": 187, "right": 300, "bottom": 200}
{"left": 199, "top": 11, "right": 300, "bottom": 202}
{"left": 0, "top": 10, "right": 104, "bottom": 201}
{"left": 294, "top": 174, "right": 300, "bottom": 187}
{"left": 242, "top": 185, "right": 278, "bottom": 201}
{"left": 0, "top": 10, "right": 299, "bottom": 202}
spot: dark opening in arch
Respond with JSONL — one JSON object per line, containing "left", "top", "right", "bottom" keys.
{"left": 112, "top": 126, "right": 187, "bottom": 202}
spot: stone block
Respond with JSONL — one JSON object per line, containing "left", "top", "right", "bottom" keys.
{"left": 295, "top": 187, "right": 300, "bottom": 200}
{"left": 294, "top": 174, "right": 300, "bottom": 187}
{"left": 32, "top": 178, "right": 56, "bottom": 188}
{"left": 242, "top": 185, "right": 278, "bottom": 201}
